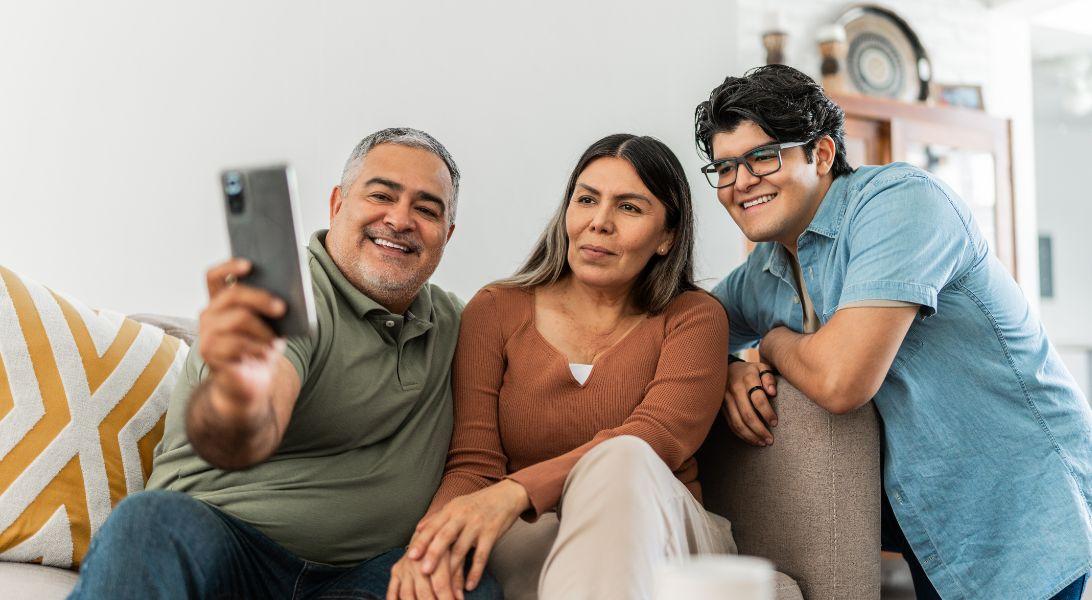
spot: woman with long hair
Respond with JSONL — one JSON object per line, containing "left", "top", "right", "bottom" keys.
{"left": 389, "top": 134, "right": 736, "bottom": 600}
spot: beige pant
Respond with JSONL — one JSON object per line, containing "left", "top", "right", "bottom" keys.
{"left": 488, "top": 436, "right": 737, "bottom": 600}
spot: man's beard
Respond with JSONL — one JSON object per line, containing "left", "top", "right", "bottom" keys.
{"left": 351, "top": 228, "right": 444, "bottom": 307}
{"left": 357, "top": 257, "right": 428, "bottom": 296}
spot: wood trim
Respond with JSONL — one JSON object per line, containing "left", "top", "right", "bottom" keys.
{"left": 831, "top": 93, "right": 1008, "bottom": 137}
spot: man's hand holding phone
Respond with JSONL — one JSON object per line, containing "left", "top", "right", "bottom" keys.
{"left": 186, "top": 257, "right": 303, "bottom": 471}
{"left": 199, "top": 258, "right": 287, "bottom": 417}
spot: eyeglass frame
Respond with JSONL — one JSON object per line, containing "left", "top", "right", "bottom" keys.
{"left": 699, "top": 140, "right": 810, "bottom": 189}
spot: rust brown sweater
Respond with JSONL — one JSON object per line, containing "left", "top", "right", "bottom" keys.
{"left": 428, "top": 285, "right": 729, "bottom": 519}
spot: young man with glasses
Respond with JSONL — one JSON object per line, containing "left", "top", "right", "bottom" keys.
{"left": 696, "top": 65, "right": 1091, "bottom": 600}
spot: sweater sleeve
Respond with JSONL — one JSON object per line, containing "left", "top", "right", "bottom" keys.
{"left": 506, "top": 292, "right": 729, "bottom": 519}
{"left": 427, "top": 287, "right": 511, "bottom": 514}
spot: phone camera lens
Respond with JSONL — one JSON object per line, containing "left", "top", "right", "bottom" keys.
{"left": 224, "top": 172, "right": 245, "bottom": 214}
{"left": 224, "top": 172, "right": 244, "bottom": 196}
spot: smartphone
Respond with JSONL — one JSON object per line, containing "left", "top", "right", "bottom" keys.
{"left": 220, "top": 165, "right": 316, "bottom": 338}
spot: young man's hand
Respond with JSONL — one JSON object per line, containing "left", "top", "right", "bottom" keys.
{"left": 723, "top": 360, "right": 779, "bottom": 446}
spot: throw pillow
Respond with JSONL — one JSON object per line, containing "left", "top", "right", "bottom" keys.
{"left": 0, "top": 266, "right": 188, "bottom": 568}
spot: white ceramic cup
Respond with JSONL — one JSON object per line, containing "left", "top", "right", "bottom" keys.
{"left": 653, "top": 555, "right": 775, "bottom": 600}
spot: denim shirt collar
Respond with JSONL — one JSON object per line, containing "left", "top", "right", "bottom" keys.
{"left": 761, "top": 242, "right": 790, "bottom": 280}
{"left": 804, "top": 173, "right": 852, "bottom": 240}
{"left": 761, "top": 174, "right": 853, "bottom": 281}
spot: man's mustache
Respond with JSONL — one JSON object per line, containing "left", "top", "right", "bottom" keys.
{"left": 362, "top": 227, "right": 422, "bottom": 253}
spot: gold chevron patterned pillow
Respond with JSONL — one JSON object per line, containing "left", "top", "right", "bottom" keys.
{"left": 0, "top": 266, "right": 188, "bottom": 569}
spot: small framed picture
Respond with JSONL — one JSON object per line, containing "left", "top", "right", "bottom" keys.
{"left": 935, "top": 83, "right": 985, "bottom": 110}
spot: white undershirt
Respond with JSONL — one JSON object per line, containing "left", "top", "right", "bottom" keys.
{"left": 569, "top": 363, "right": 593, "bottom": 385}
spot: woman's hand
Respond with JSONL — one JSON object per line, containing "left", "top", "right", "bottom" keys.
{"left": 407, "top": 479, "right": 530, "bottom": 591}
{"left": 388, "top": 550, "right": 463, "bottom": 600}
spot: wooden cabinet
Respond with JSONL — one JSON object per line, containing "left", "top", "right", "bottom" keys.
{"left": 831, "top": 94, "right": 1017, "bottom": 278}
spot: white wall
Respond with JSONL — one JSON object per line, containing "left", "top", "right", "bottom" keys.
{"left": 0, "top": 0, "right": 1039, "bottom": 320}
{"left": 0, "top": 0, "right": 745, "bottom": 317}
{"left": 1033, "top": 62, "right": 1092, "bottom": 396}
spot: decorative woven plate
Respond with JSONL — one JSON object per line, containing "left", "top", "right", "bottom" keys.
{"left": 837, "top": 5, "right": 932, "bottom": 102}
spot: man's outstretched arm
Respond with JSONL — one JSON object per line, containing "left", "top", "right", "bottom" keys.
{"left": 186, "top": 258, "right": 303, "bottom": 471}
{"left": 186, "top": 354, "right": 301, "bottom": 470}
{"left": 760, "top": 305, "right": 918, "bottom": 414}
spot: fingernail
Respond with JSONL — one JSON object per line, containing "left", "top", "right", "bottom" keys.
{"left": 408, "top": 548, "right": 419, "bottom": 559}
{"left": 771, "top": 419, "right": 778, "bottom": 427}
{"left": 423, "top": 560, "right": 433, "bottom": 572}
{"left": 274, "top": 300, "right": 286, "bottom": 314}
{"left": 766, "top": 438, "right": 773, "bottom": 445}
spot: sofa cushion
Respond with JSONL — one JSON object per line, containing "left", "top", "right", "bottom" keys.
{"left": 0, "top": 266, "right": 188, "bottom": 568}
{"left": 0, "top": 562, "right": 78, "bottom": 599}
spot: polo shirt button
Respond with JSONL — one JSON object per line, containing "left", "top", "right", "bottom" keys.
{"left": 385, "top": 320, "right": 395, "bottom": 328}
{"left": 792, "top": 297, "right": 800, "bottom": 304}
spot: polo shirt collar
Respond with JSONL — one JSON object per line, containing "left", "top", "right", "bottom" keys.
{"left": 407, "top": 283, "right": 434, "bottom": 324}
{"left": 309, "top": 230, "right": 431, "bottom": 322}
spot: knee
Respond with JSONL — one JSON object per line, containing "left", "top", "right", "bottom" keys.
{"left": 572, "top": 436, "right": 664, "bottom": 487}
{"left": 587, "top": 435, "right": 659, "bottom": 467}
{"left": 100, "top": 490, "right": 199, "bottom": 542}
{"left": 110, "top": 490, "right": 195, "bottom": 522}
{"left": 82, "top": 491, "right": 196, "bottom": 573}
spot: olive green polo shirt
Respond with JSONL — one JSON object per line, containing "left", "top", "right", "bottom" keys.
{"left": 147, "top": 230, "right": 462, "bottom": 566}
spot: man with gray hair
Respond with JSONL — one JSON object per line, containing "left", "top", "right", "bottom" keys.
{"left": 71, "top": 128, "right": 501, "bottom": 599}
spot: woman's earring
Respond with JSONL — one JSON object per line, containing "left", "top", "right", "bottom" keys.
{"left": 658, "top": 246, "right": 669, "bottom": 255}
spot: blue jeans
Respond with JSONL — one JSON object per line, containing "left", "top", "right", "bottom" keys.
{"left": 881, "top": 492, "right": 1087, "bottom": 600}
{"left": 69, "top": 490, "right": 501, "bottom": 600}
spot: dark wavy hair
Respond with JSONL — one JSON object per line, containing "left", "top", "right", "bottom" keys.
{"left": 694, "top": 65, "right": 854, "bottom": 179}
{"left": 499, "top": 134, "right": 697, "bottom": 315}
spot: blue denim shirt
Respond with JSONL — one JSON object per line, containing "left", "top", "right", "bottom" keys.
{"left": 711, "top": 163, "right": 1092, "bottom": 599}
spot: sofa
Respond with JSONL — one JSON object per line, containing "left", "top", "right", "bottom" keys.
{"left": 0, "top": 314, "right": 882, "bottom": 599}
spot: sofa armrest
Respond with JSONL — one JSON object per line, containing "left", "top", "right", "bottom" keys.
{"left": 128, "top": 313, "right": 198, "bottom": 346}
{"left": 697, "top": 377, "right": 881, "bottom": 600}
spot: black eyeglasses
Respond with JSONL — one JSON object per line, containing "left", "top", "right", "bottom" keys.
{"left": 700, "top": 141, "right": 809, "bottom": 188}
